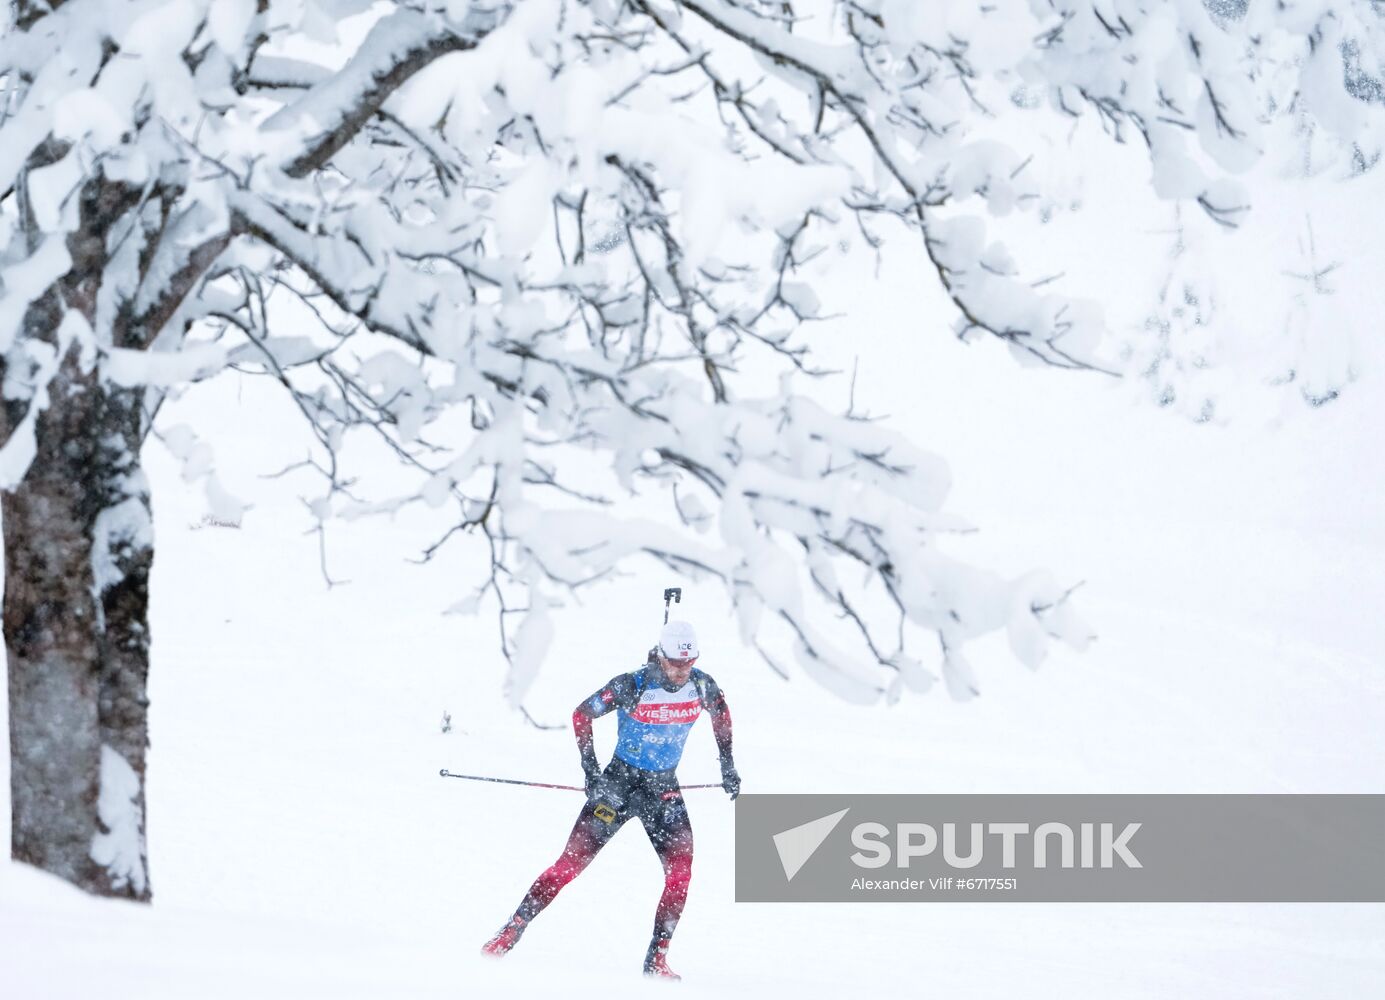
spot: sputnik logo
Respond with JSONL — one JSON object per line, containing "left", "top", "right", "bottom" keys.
{"left": 773, "top": 808, "right": 850, "bottom": 882}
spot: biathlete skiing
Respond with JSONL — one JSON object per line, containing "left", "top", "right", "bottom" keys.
{"left": 481, "top": 619, "right": 740, "bottom": 980}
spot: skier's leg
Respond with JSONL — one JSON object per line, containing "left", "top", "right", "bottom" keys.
{"left": 515, "top": 799, "right": 627, "bottom": 921}
{"left": 483, "top": 769, "right": 635, "bottom": 956}
{"left": 638, "top": 786, "right": 694, "bottom": 977}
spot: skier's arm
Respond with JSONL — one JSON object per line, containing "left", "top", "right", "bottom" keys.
{"left": 703, "top": 676, "right": 740, "bottom": 798}
{"left": 571, "top": 711, "right": 598, "bottom": 776}
{"left": 572, "top": 674, "right": 634, "bottom": 776}
{"left": 709, "top": 691, "right": 734, "bottom": 763}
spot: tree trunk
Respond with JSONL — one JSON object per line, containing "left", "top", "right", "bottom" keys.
{"left": 4, "top": 354, "right": 154, "bottom": 900}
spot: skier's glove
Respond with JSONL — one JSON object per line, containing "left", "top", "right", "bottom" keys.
{"left": 721, "top": 764, "right": 741, "bottom": 801}
{"left": 583, "top": 767, "right": 602, "bottom": 802}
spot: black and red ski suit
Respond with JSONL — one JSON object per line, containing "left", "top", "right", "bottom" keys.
{"left": 506, "top": 662, "right": 737, "bottom": 952}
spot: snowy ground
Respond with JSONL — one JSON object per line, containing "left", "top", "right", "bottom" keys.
{"left": 5, "top": 234, "right": 1385, "bottom": 996}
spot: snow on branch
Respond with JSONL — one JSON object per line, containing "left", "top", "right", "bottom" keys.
{"left": 263, "top": 5, "right": 509, "bottom": 178}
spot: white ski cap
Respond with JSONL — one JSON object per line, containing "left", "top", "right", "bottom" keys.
{"left": 659, "top": 620, "right": 699, "bottom": 661}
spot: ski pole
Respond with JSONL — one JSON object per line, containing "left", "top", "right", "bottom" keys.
{"left": 438, "top": 769, "right": 722, "bottom": 790}
{"left": 440, "top": 769, "right": 583, "bottom": 790}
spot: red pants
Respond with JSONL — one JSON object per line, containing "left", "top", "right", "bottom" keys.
{"left": 514, "top": 759, "right": 694, "bottom": 943}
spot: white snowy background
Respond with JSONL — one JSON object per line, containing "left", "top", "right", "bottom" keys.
{"left": 6, "top": 174, "right": 1385, "bottom": 995}
{"left": 5, "top": 1, "right": 1385, "bottom": 996}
